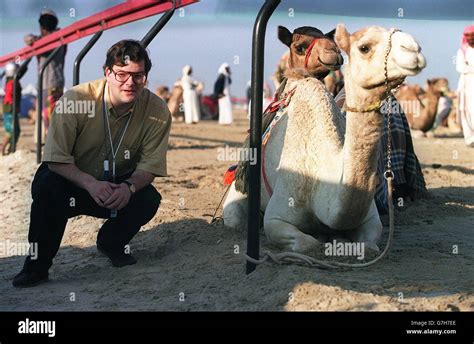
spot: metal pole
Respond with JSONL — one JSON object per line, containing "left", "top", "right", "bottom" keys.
{"left": 247, "top": 0, "right": 281, "bottom": 274}
{"left": 73, "top": 31, "right": 103, "bottom": 86}
{"left": 37, "top": 46, "right": 63, "bottom": 164}
{"left": 140, "top": 0, "right": 176, "bottom": 48}
{"left": 11, "top": 58, "right": 31, "bottom": 153}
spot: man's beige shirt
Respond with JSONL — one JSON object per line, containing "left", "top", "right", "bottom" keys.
{"left": 43, "top": 79, "right": 171, "bottom": 180}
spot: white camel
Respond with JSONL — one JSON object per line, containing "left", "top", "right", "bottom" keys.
{"left": 223, "top": 24, "right": 426, "bottom": 253}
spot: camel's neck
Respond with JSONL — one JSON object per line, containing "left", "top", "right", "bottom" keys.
{"left": 342, "top": 109, "right": 384, "bottom": 192}
{"left": 337, "top": 75, "right": 385, "bottom": 219}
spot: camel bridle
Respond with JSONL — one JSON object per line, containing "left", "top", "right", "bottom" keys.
{"left": 304, "top": 37, "right": 319, "bottom": 69}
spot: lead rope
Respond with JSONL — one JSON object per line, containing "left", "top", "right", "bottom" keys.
{"left": 245, "top": 29, "right": 399, "bottom": 269}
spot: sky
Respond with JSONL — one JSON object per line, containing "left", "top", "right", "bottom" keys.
{"left": 0, "top": 0, "right": 473, "bottom": 97}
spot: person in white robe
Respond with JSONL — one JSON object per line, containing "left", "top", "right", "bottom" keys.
{"left": 456, "top": 25, "right": 474, "bottom": 146}
{"left": 181, "top": 65, "right": 201, "bottom": 124}
{"left": 214, "top": 63, "right": 233, "bottom": 125}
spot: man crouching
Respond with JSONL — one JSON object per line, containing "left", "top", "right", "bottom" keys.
{"left": 13, "top": 40, "right": 171, "bottom": 288}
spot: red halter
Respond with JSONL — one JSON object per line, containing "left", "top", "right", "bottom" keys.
{"left": 304, "top": 38, "right": 319, "bottom": 69}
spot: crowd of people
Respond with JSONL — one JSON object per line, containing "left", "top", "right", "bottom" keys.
{"left": 154, "top": 62, "right": 234, "bottom": 125}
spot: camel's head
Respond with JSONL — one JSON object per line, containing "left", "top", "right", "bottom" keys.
{"left": 278, "top": 25, "right": 343, "bottom": 80}
{"left": 427, "top": 78, "right": 449, "bottom": 95}
{"left": 335, "top": 24, "right": 426, "bottom": 96}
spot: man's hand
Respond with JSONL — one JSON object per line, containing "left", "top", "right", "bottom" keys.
{"left": 85, "top": 180, "right": 119, "bottom": 207}
{"left": 24, "top": 34, "right": 40, "bottom": 46}
{"left": 102, "top": 183, "right": 131, "bottom": 210}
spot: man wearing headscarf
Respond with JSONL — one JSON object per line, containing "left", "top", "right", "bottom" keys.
{"left": 214, "top": 63, "right": 233, "bottom": 125}
{"left": 181, "top": 65, "right": 201, "bottom": 124}
{"left": 456, "top": 25, "right": 474, "bottom": 147}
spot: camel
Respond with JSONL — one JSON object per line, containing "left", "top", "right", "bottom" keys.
{"left": 396, "top": 79, "right": 461, "bottom": 134}
{"left": 166, "top": 80, "right": 205, "bottom": 122}
{"left": 223, "top": 24, "right": 426, "bottom": 253}
{"left": 277, "top": 26, "right": 343, "bottom": 79}
{"left": 272, "top": 26, "right": 343, "bottom": 91}
{"left": 396, "top": 78, "right": 447, "bottom": 133}
{"left": 156, "top": 85, "right": 171, "bottom": 102}
{"left": 167, "top": 81, "right": 185, "bottom": 120}
{"left": 234, "top": 25, "right": 343, "bottom": 195}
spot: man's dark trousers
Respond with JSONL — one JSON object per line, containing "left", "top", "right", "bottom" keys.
{"left": 21, "top": 163, "right": 161, "bottom": 273}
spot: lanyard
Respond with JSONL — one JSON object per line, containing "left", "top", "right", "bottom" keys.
{"left": 102, "top": 84, "right": 133, "bottom": 183}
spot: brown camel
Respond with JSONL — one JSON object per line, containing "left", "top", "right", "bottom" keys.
{"left": 155, "top": 85, "right": 170, "bottom": 102}
{"left": 233, "top": 25, "right": 344, "bottom": 195}
{"left": 278, "top": 25, "right": 343, "bottom": 81}
{"left": 167, "top": 81, "right": 184, "bottom": 121}
{"left": 396, "top": 78, "right": 448, "bottom": 132}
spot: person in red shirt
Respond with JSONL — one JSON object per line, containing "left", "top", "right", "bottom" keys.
{"left": 2, "top": 62, "right": 22, "bottom": 155}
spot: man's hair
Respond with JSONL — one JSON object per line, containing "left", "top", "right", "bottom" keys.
{"left": 103, "top": 40, "right": 152, "bottom": 75}
{"left": 39, "top": 14, "right": 58, "bottom": 32}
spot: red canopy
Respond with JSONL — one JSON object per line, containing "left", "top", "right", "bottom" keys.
{"left": 0, "top": 0, "right": 199, "bottom": 67}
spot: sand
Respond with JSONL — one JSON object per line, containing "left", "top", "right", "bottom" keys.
{"left": 0, "top": 109, "right": 473, "bottom": 311}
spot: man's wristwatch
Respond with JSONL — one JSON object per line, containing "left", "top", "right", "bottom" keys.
{"left": 123, "top": 180, "right": 136, "bottom": 195}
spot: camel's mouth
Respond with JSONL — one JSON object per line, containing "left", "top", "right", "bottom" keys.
{"left": 318, "top": 57, "right": 343, "bottom": 71}
{"left": 367, "top": 76, "right": 406, "bottom": 90}
{"left": 398, "top": 65, "right": 424, "bottom": 76}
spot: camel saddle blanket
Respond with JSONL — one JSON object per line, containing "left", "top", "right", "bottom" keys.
{"left": 226, "top": 79, "right": 295, "bottom": 194}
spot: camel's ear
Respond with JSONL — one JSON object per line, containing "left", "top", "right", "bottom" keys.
{"left": 325, "top": 28, "right": 336, "bottom": 40}
{"left": 278, "top": 26, "right": 293, "bottom": 47}
{"left": 335, "top": 24, "right": 351, "bottom": 54}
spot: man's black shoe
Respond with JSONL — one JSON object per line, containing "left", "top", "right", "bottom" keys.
{"left": 12, "top": 270, "right": 49, "bottom": 288}
{"left": 97, "top": 243, "right": 137, "bottom": 267}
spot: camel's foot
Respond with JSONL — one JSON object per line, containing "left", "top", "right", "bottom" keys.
{"left": 264, "top": 219, "right": 323, "bottom": 254}
{"left": 349, "top": 201, "right": 383, "bottom": 252}
{"left": 288, "top": 234, "right": 321, "bottom": 253}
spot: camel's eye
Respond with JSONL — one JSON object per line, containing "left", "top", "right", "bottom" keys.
{"left": 358, "top": 44, "right": 370, "bottom": 54}
{"left": 295, "top": 45, "right": 304, "bottom": 54}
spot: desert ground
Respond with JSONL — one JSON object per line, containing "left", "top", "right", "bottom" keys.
{"left": 0, "top": 108, "right": 473, "bottom": 311}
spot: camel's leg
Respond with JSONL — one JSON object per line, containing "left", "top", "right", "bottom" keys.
{"left": 349, "top": 200, "right": 383, "bottom": 251}
{"left": 223, "top": 182, "right": 248, "bottom": 230}
{"left": 264, "top": 192, "right": 322, "bottom": 253}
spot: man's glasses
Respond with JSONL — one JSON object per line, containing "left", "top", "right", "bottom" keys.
{"left": 111, "top": 68, "right": 147, "bottom": 85}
